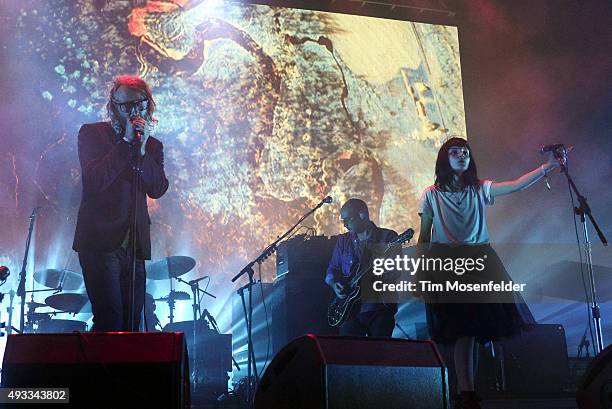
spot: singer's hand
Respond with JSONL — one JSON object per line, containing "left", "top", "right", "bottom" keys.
{"left": 545, "top": 150, "right": 563, "bottom": 171}
{"left": 125, "top": 116, "right": 150, "bottom": 156}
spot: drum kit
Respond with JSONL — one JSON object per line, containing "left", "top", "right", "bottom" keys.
{"left": 19, "top": 255, "right": 220, "bottom": 337}
{"left": 21, "top": 268, "right": 91, "bottom": 333}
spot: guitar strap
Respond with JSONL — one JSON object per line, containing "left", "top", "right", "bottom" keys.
{"left": 358, "top": 240, "right": 374, "bottom": 273}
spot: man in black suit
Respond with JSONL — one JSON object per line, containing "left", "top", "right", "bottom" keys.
{"left": 73, "top": 75, "right": 169, "bottom": 331}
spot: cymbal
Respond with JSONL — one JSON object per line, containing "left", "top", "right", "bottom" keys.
{"left": 34, "top": 269, "right": 83, "bottom": 290}
{"left": 147, "top": 256, "right": 196, "bottom": 280}
{"left": 155, "top": 290, "right": 191, "bottom": 302}
{"left": 527, "top": 261, "right": 612, "bottom": 302}
{"left": 45, "top": 293, "right": 91, "bottom": 314}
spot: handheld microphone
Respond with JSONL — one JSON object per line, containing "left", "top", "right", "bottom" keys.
{"left": 130, "top": 117, "right": 144, "bottom": 143}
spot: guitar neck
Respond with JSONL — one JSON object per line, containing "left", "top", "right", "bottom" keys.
{"left": 351, "top": 242, "right": 399, "bottom": 284}
{"left": 349, "top": 229, "right": 414, "bottom": 285}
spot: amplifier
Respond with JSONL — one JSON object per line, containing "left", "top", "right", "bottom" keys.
{"left": 275, "top": 234, "right": 337, "bottom": 278}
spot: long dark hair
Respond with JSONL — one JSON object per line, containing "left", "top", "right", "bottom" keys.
{"left": 434, "top": 137, "right": 480, "bottom": 190}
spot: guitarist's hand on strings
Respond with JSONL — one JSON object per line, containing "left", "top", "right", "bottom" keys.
{"left": 332, "top": 281, "right": 348, "bottom": 299}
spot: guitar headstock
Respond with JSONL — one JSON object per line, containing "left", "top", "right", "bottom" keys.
{"left": 394, "top": 228, "right": 415, "bottom": 246}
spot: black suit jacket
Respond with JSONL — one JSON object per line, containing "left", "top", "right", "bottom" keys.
{"left": 73, "top": 122, "right": 169, "bottom": 259}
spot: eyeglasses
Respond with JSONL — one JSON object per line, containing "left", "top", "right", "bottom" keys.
{"left": 448, "top": 147, "right": 470, "bottom": 157}
{"left": 112, "top": 98, "right": 148, "bottom": 114}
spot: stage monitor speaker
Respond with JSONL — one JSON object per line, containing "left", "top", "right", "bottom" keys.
{"left": 1, "top": 332, "right": 189, "bottom": 408}
{"left": 577, "top": 344, "right": 612, "bottom": 409}
{"left": 474, "top": 323, "right": 570, "bottom": 398}
{"left": 254, "top": 334, "right": 449, "bottom": 409}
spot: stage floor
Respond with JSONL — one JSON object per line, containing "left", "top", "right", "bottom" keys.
{"left": 192, "top": 397, "right": 579, "bottom": 409}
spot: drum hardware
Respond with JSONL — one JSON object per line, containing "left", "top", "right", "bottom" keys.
{"left": 26, "top": 301, "right": 47, "bottom": 310}
{"left": 45, "top": 293, "right": 91, "bottom": 314}
{"left": 155, "top": 290, "right": 191, "bottom": 302}
{"left": 172, "top": 272, "right": 219, "bottom": 394}
{"left": 36, "top": 318, "right": 87, "bottom": 333}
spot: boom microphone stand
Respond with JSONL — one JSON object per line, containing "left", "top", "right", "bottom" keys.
{"left": 558, "top": 147, "right": 608, "bottom": 354}
{"left": 231, "top": 196, "right": 332, "bottom": 404}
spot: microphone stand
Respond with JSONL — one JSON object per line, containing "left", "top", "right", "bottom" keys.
{"left": 230, "top": 196, "right": 331, "bottom": 404}
{"left": 17, "top": 207, "right": 38, "bottom": 333}
{"left": 558, "top": 148, "right": 608, "bottom": 354}
{"left": 128, "top": 137, "right": 142, "bottom": 333}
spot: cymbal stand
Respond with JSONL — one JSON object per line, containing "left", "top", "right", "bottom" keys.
{"left": 7, "top": 289, "right": 17, "bottom": 334}
{"left": 17, "top": 207, "right": 39, "bottom": 333}
{"left": 167, "top": 268, "right": 176, "bottom": 325}
{"left": 175, "top": 275, "right": 216, "bottom": 393}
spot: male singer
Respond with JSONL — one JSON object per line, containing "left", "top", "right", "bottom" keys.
{"left": 73, "top": 75, "right": 168, "bottom": 331}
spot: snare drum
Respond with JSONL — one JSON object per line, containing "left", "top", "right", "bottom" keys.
{"left": 37, "top": 319, "right": 87, "bottom": 333}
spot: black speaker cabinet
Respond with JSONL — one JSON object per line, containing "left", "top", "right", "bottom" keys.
{"left": 255, "top": 334, "right": 449, "bottom": 409}
{"left": 271, "top": 235, "right": 339, "bottom": 354}
{"left": 1, "top": 332, "right": 190, "bottom": 408}
{"left": 577, "top": 344, "right": 612, "bottom": 409}
{"left": 476, "top": 324, "right": 570, "bottom": 398}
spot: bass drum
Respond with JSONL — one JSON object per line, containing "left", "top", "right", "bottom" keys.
{"left": 163, "top": 320, "right": 214, "bottom": 336}
{"left": 163, "top": 320, "right": 216, "bottom": 347}
{"left": 37, "top": 319, "right": 87, "bottom": 333}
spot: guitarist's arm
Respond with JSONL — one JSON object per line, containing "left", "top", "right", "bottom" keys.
{"left": 325, "top": 241, "right": 347, "bottom": 298}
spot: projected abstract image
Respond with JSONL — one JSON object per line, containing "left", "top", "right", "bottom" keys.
{"left": 0, "top": 1, "right": 465, "bottom": 330}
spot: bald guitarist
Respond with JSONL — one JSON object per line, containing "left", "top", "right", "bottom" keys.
{"left": 325, "top": 198, "right": 399, "bottom": 337}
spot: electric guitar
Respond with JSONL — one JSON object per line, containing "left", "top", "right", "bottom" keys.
{"left": 327, "top": 228, "right": 415, "bottom": 327}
